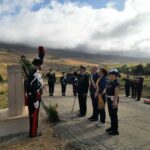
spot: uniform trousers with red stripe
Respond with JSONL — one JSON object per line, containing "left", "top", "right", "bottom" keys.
{"left": 28, "top": 94, "right": 41, "bottom": 138}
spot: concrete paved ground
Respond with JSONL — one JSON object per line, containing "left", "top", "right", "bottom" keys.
{"left": 43, "top": 84, "right": 150, "bottom": 150}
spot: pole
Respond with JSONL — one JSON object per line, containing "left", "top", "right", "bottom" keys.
{"left": 71, "top": 96, "right": 77, "bottom": 113}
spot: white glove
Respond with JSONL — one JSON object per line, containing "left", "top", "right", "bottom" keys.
{"left": 34, "top": 101, "right": 39, "bottom": 109}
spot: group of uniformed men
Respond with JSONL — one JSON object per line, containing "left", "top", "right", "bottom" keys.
{"left": 22, "top": 46, "right": 122, "bottom": 137}
{"left": 124, "top": 74, "right": 144, "bottom": 101}
{"left": 45, "top": 69, "right": 78, "bottom": 97}
{"left": 46, "top": 66, "right": 120, "bottom": 136}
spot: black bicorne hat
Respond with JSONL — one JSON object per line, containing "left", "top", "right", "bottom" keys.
{"left": 32, "top": 58, "right": 42, "bottom": 66}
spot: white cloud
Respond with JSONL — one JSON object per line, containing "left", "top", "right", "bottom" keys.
{"left": 106, "top": 1, "right": 116, "bottom": 8}
{"left": 0, "top": 0, "right": 150, "bottom": 56}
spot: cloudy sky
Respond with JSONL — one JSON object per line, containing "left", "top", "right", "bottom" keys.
{"left": 0, "top": 0, "right": 150, "bottom": 56}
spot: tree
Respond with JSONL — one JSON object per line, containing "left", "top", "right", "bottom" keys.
{"left": 119, "top": 65, "right": 130, "bottom": 74}
{"left": 136, "top": 64, "right": 144, "bottom": 74}
{"left": 131, "top": 64, "right": 144, "bottom": 75}
{"left": 144, "top": 63, "right": 150, "bottom": 75}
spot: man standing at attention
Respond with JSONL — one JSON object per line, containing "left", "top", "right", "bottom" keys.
{"left": 136, "top": 74, "right": 144, "bottom": 101}
{"left": 77, "top": 66, "right": 89, "bottom": 117}
{"left": 60, "top": 72, "right": 67, "bottom": 96}
{"left": 106, "top": 69, "right": 120, "bottom": 135}
{"left": 124, "top": 74, "right": 131, "bottom": 97}
{"left": 46, "top": 69, "right": 56, "bottom": 96}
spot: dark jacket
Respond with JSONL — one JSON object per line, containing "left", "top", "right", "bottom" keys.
{"left": 60, "top": 76, "right": 67, "bottom": 85}
{"left": 106, "top": 79, "right": 120, "bottom": 96}
{"left": 46, "top": 72, "right": 56, "bottom": 83}
{"left": 137, "top": 77, "right": 144, "bottom": 89}
{"left": 78, "top": 73, "right": 89, "bottom": 94}
{"left": 27, "top": 71, "right": 43, "bottom": 103}
{"left": 124, "top": 78, "right": 131, "bottom": 87}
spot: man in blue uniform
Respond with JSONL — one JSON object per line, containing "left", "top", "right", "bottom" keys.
{"left": 136, "top": 75, "right": 144, "bottom": 101}
{"left": 123, "top": 74, "right": 131, "bottom": 97}
{"left": 60, "top": 72, "right": 67, "bottom": 96}
{"left": 46, "top": 69, "right": 56, "bottom": 96}
{"left": 106, "top": 69, "right": 120, "bottom": 136}
{"left": 88, "top": 66, "right": 99, "bottom": 121}
{"left": 77, "top": 66, "right": 89, "bottom": 117}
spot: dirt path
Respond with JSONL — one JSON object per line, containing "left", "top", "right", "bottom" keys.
{"left": 44, "top": 84, "right": 150, "bottom": 150}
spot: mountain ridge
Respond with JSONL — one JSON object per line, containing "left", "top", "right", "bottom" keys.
{"left": 0, "top": 42, "right": 148, "bottom": 64}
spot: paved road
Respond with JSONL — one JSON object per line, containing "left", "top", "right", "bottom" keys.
{"left": 43, "top": 84, "right": 150, "bottom": 150}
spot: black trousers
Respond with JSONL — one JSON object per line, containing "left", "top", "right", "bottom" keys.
{"left": 107, "top": 98, "right": 118, "bottom": 132}
{"left": 125, "top": 85, "right": 130, "bottom": 97}
{"left": 48, "top": 81, "right": 55, "bottom": 94}
{"left": 61, "top": 84, "right": 66, "bottom": 94}
{"left": 137, "top": 87, "right": 143, "bottom": 101}
{"left": 98, "top": 95, "right": 106, "bottom": 123}
{"left": 90, "top": 90, "right": 98, "bottom": 119}
{"left": 131, "top": 87, "right": 137, "bottom": 98}
{"left": 78, "top": 93, "right": 87, "bottom": 116}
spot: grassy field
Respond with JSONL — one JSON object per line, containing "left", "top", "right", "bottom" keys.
{"left": 0, "top": 61, "right": 8, "bottom": 109}
{"left": 0, "top": 83, "right": 8, "bottom": 109}
{"left": 0, "top": 63, "right": 7, "bottom": 80}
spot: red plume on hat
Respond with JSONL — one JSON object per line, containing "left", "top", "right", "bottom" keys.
{"left": 38, "top": 46, "right": 45, "bottom": 60}
{"left": 38, "top": 46, "right": 45, "bottom": 65}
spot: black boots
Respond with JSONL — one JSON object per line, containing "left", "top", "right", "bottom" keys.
{"left": 106, "top": 128, "right": 119, "bottom": 136}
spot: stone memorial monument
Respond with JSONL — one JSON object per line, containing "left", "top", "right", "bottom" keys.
{"left": 0, "top": 64, "right": 29, "bottom": 137}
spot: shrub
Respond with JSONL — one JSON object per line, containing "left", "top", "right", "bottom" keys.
{"left": 47, "top": 103, "right": 60, "bottom": 123}
{"left": 41, "top": 100, "right": 60, "bottom": 124}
